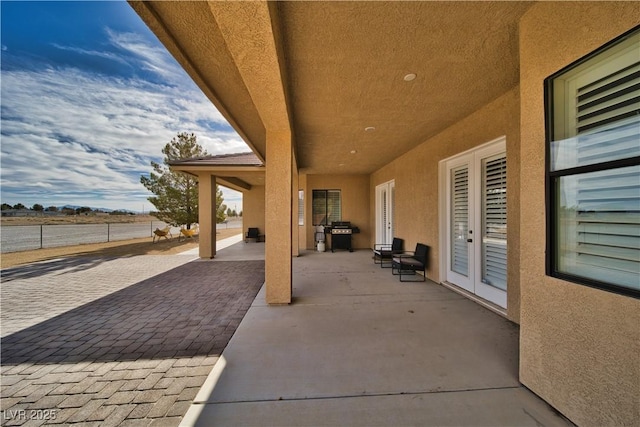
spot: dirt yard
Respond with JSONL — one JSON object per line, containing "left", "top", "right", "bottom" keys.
{"left": 0, "top": 214, "right": 159, "bottom": 226}
{"left": 0, "top": 227, "right": 242, "bottom": 269}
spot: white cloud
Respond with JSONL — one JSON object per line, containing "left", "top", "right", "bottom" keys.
{"left": 51, "top": 42, "right": 130, "bottom": 66}
{"left": 1, "top": 30, "right": 249, "bottom": 212}
{"left": 105, "top": 29, "right": 186, "bottom": 85}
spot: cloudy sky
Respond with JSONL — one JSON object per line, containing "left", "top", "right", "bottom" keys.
{"left": 1, "top": 1, "right": 246, "bottom": 212}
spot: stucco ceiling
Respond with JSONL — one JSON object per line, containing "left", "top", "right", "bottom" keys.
{"left": 130, "top": 1, "right": 534, "bottom": 176}
{"left": 278, "top": 1, "right": 533, "bottom": 174}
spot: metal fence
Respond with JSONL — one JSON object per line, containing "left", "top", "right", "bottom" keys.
{"left": 0, "top": 221, "right": 173, "bottom": 253}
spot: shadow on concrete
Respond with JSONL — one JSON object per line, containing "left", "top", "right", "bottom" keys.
{"left": 0, "top": 260, "right": 264, "bottom": 366}
{"left": 0, "top": 256, "right": 117, "bottom": 282}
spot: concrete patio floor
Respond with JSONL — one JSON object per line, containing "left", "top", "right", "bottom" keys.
{"left": 182, "top": 249, "right": 574, "bottom": 427}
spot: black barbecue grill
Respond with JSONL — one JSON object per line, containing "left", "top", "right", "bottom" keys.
{"left": 325, "top": 221, "right": 359, "bottom": 252}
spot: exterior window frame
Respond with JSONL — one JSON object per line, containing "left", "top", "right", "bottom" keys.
{"left": 312, "top": 189, "right": 341, "bottom": 226}
{"left": 544, "top": 26, "right": 640, "bottom": 299}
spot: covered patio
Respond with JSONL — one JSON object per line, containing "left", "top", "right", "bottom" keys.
{"left": 129, "top": 2, "right": 639, "bottom": 425}
{"left": 182, "top": 248, "right": 572, "bottom": 426}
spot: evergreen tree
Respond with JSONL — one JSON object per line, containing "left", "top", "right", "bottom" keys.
{"left": 217, "top": 186, "right": 227, "bottom": 224}
{"left": 141, "top": 132, "right": 226, "bottom": 228}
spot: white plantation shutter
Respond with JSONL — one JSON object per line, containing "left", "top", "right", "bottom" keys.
{"left": 451, "top": 166, "right": 469, "bottom": 276}
{"left": 482, "top": 155, "right": 507, "bottom": 290}
{"left": 551, "top": 30, "right": 640, "bottom": 292}
{"left": 576, "top": 62, "right": 639, "bottom": 134}
{"left": 298, "top": 190, "right": 304, "bottom": 226}
{"left": 572, "top": 166, "right": 640, "bottom": 287}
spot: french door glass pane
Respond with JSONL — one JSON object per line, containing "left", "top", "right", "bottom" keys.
{"left": 382, "top": 190, "right": 387, "bottom": 243}
{"left": 482, "top": 154, "right": 507, "bottom": 291}
{"left": 391, "top": 185, "right": 395, "bottom": 238}
{"left": 451, "top": 166, "right": 469, "bottom": 276}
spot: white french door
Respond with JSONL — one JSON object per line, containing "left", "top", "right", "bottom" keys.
{"left": 375, "top": 180, "right": 395, "bottom": 245}
{"left": 443, "top": 138, "right": 507, "bottom": 308}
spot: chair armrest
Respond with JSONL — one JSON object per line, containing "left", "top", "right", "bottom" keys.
{"left": 374, "top": 243, "right": 392, "bottom": 250}
{"left": 395, "top": 251, "right": 415, "bottom": 257}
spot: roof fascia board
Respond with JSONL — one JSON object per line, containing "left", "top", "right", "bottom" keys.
{"left": 170, "top": 165, "right": 264, "bottom": 173}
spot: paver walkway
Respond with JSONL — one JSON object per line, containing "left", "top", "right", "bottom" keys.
{"left": 1, "top": 256, "right": 197, "bottom": 338}
{"left": 0, "top": 255, "right": 264, "bottom": 426}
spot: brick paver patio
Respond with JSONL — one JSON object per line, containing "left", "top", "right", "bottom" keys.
{"left": 0, "top": 256, "right": 264, "bottom": 426}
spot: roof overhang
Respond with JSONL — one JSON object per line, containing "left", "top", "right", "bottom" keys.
{"left": 130, "top": 1, "right": 534, "bottom": 176}
{"left": 169, "top": 153, "right": 265, "bottom": 192}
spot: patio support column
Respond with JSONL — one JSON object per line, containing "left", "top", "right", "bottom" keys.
{"left": 265, "top": 129, "right": 292, "bottom": 304}
{"left": 198, "top": 173, "right": 217, "bottom": 259}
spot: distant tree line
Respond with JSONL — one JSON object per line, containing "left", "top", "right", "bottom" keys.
{"left": 226, "top": 207, "right": 242, "bottom": 218}
{"left": 0, "top": 203, "right": 135, "bottom": 216}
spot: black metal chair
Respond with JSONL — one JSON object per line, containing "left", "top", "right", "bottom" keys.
{"left": 245, "top": 227, "right": 263, "bottom": 243}
{"left": 373, "top": 237, "right": 404, "bottom": 268}
{"left": 392, "top": 243, "right": 429, "bottom": 282}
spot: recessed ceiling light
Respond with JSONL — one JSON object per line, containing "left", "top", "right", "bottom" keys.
{"left": 365, "top": 126, "right": 376, "bottom": 132}
{"left": 350, "top": 150, "right": 357, "bottom": 154}
{"left": 404, "top": 73, "right": 417, "bottom": 81}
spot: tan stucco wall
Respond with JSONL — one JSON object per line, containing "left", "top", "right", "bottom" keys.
{"left": 519, "top": 4, "right": 640, "bottom": 426}
{"left": 304, "top": 174, "right": 370, "bottom": 250}
{"left": 242, "top": 185, "right": 265, "bottom": 237}
{"left": 371, "top": 87, "right": 521, "bottom": 322}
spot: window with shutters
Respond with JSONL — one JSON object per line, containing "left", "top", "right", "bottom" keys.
{"left": 298, "top": 190, "right": 304, "bottom": 226}
{"left": 312, "top": 190, "right": 341, "bottom": 226}
{"left": 546, "top": 28, "right": 639, "bottom": 298}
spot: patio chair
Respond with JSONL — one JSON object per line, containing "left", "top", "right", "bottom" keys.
{"left": 373, "top": 237, "right": 404, "bottom": 268}
{"left": 179, "top": 224, "right": 199, "bottom": 241}
{"left": 392, "top": 243, "right": 429, "bottom": 282}
{"left": 153, "top": 226, "right": 172, "bottom": 243}
{"left": 245, "top": 227, "right": 264, "bottom": 243}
